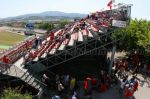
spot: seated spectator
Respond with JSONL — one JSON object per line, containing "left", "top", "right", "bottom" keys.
{"left": 2, "top": 55, "right": 10, "bottom": 70}
{"left": 2, "top": 55, "right": 10, "bottom": 64}
{"left": 65, "top": 33, "right": 70, "bottom": 39}
{"left": 50, "top": 31, "right": 55, "bottom": 42}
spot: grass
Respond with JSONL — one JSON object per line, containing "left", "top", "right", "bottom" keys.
{"left": 0, "top": 31, "right": 25, "bottom": 46}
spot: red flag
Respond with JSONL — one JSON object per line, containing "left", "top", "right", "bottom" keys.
{"left": 107, "top": 0, "right": 112, "bottom": 10}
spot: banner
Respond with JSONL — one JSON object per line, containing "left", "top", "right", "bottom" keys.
{"left": 112, "top": 20, "right": 127, "bottom": 27}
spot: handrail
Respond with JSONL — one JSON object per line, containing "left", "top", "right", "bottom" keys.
{"left": 35, "top": 29, "right": 119, "bottom": 63}
{"left": 0, "top": 62, "right": 47, "bottom": 87}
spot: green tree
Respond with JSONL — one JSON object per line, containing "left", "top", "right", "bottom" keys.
{"left": 57, "top": 20, "right": 69, "bottom": 28}
{"left": 1, "top": 88, "right": 32, "bottom": 99}
{"left": 112, "top": 19, "right": 150, "bottom": 59}
{"left": 38, "top": 23, "right": 55, "bottom": 30}
{"left": 113, "top": 19, "right": 150, "bottom": 51}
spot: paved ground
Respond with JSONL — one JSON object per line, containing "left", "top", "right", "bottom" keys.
{"left": 91, "top": 74, "right": 150, "bottom": 99}
{"left": 39, "top": 73, "right": 150, "bottom": 99}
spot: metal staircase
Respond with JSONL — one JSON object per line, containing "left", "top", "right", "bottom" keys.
{"left": 0, "top": 62, "right": 47, "bottom": 91}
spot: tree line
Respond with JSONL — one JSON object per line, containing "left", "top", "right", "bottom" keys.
{"left": 37, "top": 20, "right": 70, "bottom": 30}
{"left": 112, "top": 19, "right": 150, "bottom": 58}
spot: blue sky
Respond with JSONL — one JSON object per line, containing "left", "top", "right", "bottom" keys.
{"left": 0, "top": 0, "right": 149, "bottom": 20}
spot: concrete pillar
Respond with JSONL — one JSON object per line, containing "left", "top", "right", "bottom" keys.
{"left": 108, "top": 45, "right": 116, "bottom": 74}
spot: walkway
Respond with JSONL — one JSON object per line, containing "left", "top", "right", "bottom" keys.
{"left": 82, "top": 73, "right": 150, "bottom": 99}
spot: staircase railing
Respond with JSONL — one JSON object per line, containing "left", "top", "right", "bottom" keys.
{"left": 0, "top": 62, "right": 47, "bottom": 90}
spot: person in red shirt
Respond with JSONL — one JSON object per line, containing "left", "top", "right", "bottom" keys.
{"left": 124, "top": 85, "right": 133, "bottom": 99}
{"left": 133, "top": 81, "right": 139, "bottom": 92}
{"left": 2, "top": 55, "right": 10, "bottom": 70}
{"left": 83, "top": 77, "right": 92, "bottom": 95}
{"left": 3, "top": 55, "right": 10, "bottom": 64}
{"left": 50, "top": 31, "right": 54, "bottom": 42}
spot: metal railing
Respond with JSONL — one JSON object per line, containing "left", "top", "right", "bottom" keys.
{"left": 0, "top": 62, "right": 47, "bottom": 90}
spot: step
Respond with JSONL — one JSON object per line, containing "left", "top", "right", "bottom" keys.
{"left": 28, "top": 75, "right": 35, "bottom": 82}
{"left": 32, "top": 81, "right": 38, "bottom": 88}
{"left": 58, "top": 44, "right": 66, "bottom": 51}
{"left": 87, "top": 29, "right": 94, "bottom": 38}
{"left": 33, "top": 57, "right": 39, "bottom": 62}
{"left": 78, "top": 31, "right": 83, "bottom": 42}
{"left": 54, "top": 29, "right": 62, "bottom": 36}
{"left": 21, "top": 72, "right": 30, "bottom": 80}
{"left": 68, "top": 34, "right": 75, "bottom": 46}
{"left": 49, "top": 49, "right": 56, "bottom": 55}
{"left": 35, "top": 84, "right": 41, "bottom": 90}
{"left": 25, "top": 75, "right": 33, "bottom": 82}
{"left": 41, "top": 53, "right": 47, "bottom": 58}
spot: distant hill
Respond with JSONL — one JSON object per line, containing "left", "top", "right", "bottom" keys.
{"left": 0, "top": 11, "right": 87, "bottom": 22}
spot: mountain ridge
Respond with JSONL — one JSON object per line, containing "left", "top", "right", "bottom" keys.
{"left": 0, "top": 11, "right": 87, "bottom": 22}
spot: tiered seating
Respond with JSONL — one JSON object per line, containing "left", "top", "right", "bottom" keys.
{"left": 31, "top": 26, "right": 73, "bottom": 62}
{"left": 0, "top": 38, "right": 35, "bottom": 64}
{"left": 0, "top": 6, "right": 130, "bottom": 68}
{"left": 0, "top": 5, "right": 131, "bottom": 95}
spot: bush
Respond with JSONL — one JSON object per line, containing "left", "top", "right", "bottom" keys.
{"left": 1, "top": 88, "right": 32, "bottom": 99}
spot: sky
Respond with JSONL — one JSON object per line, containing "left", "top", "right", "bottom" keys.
{"left": 0, "top": 0, "right": 149, "bottom": 20}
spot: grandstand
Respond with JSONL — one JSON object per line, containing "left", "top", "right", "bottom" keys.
{"left": 0, "top": 4, "right": 131, "bottom": 98}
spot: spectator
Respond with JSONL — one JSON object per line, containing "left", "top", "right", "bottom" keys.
{"left": 65, "top": 33, "right": 70, "bottom": 39}
{"left": 57, "top": 81, "right": 64, "bottom": 95}
{"left": 119, "top": 76, "right": 128, "bottom": 96}
{"left": 2, "top": 55, "right": 10, "bottom": 70}
{"left": 64, "top": 74, "right": 70, "bottom": 89}
{"left": 91, "top": 78, "right": 97, "bottom": 91}
{"left": 83, "top": 77, "right": 92, "bottom": 95}
{"left": 124, "top": 84, "right": 133, "bottom": 99}
{"left": 34, "top": 37, "right": 39, "bottom": 49}
{"left": 133, "top": 80, "right": 139, "bottom": 92}
{"left": 50, "top": 31, "right": 55, "bottom": 42}
{"left": 70, "top": 76, "right": 76, "bottom": 92}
